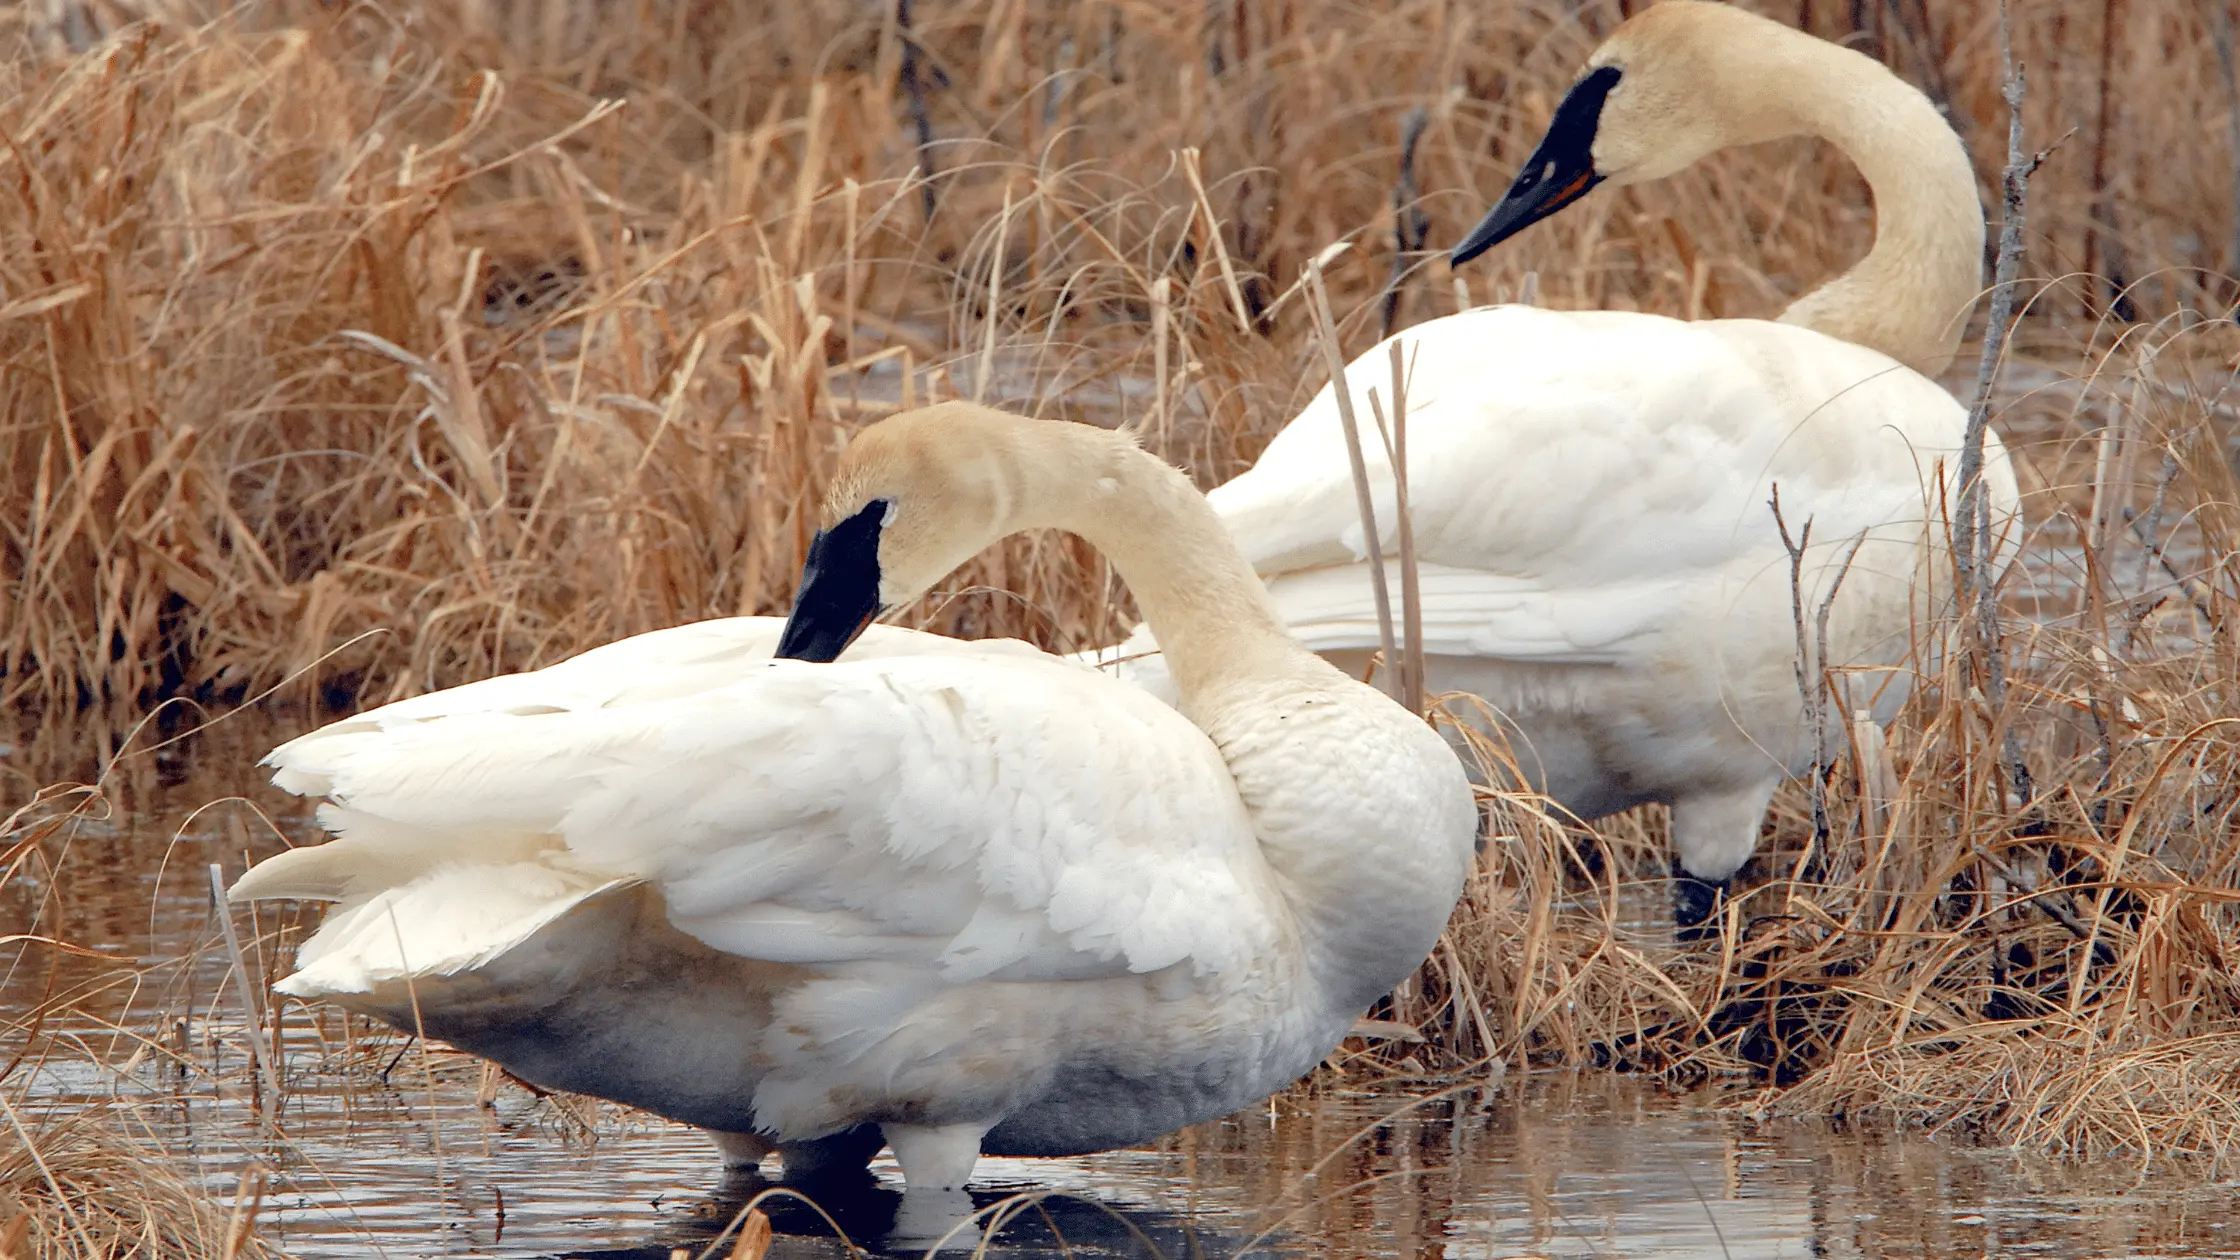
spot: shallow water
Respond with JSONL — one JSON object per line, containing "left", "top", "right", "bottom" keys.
{"left": 9, "top": 716, "right": 2240, "bottom": 1260}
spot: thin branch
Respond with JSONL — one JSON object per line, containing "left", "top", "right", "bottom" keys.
{"left": 1814, "top": 529, "right": 1869, "bottom": 767}
{"left": 2122, "top": 500, "right": 2221, "bottom": 629}
{"left": 1771, "top": 487, "right": 1825, "bottom": 850}
{"left": 2211, "top": 6, "right": 2240, "bottom": 303}
{"left": 1379, "top": 106, "right": 1432, "bottom": 341}
{"left": 2084, "top": 0, "right": 2135, "bottom": 321}
{"left": 1955, "top": 0, "right": 2038, "bottom": 809}
{"left": 1772, "top": 485, "right": 1867, "bottom": 854}
{"left": 896, "top": 0, "right": 939, "bottom": 225}
{"left": 1969, "top": 846, "right": 2102, "bottom": 945}
{"left": 2129, "top": 450, "right": 2180, "bottom": 606}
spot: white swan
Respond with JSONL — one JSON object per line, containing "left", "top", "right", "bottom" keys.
{"left": 1101, "top": 1, "right": 2022, "bottom": 929}
{"left": 230, "top": 402, "right": 1477, "bottom": 1212}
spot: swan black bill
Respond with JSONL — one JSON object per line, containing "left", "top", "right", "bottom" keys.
{"left": 1449, "top": 65, "right": 1623, "bottom": 266}
{"left": 776, "top": 498, "right": 891, "bottom": 663}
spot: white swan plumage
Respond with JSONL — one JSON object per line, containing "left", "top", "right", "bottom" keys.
{"left": 1099, "top": 1, "right": 2023, "bottom": 927}
{"left": 232, "top": 402, "right": 1477, "bottom": 1208}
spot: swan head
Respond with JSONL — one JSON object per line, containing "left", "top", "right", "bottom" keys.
{"left": 776, "top": 403, "right": 1033, "bottom": 662}
{"left": 1451, "top": 1, "right": 1799, "bottom": 265}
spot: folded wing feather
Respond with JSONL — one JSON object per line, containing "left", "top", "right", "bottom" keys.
{"left": 242, "top": 622, "right": 1279, "bottom": 996}
{"left": 1180, "top": 307, "right": 2000, "bottom": 666}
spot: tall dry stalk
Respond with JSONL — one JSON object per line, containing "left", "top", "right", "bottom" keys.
{"left": 1, "top": 0, "right": 2230, "bottom": 710}
{"left": 1300, "top": 258, "right": 1400, "bottom": 704}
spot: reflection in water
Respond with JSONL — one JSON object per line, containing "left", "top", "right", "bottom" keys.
{"left": 7, "top": 717, "right": 2240, "bottom": 1260}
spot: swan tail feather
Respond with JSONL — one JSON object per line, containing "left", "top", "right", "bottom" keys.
{"left": 227, "top": 842, "right": 361, "bottom": 903}
{"left": 274, "top": 866, "right": 629, "bottom": 998}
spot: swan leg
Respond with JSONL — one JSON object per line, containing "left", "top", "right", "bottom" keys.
{"left": 889, "top": 1186, "right": 982, "bottom": 1250}
{"left": 1670, "top": 867, "right": 1729, "bottom": 941}
{"left": 881, "top": 1120, "right": 989, "bottom": 1191}
{"left": 705, "top": 1129, "right": 776, "bottom": 1170}
{"left": 777, "top": 1124, "right": 884, "bottom": 1181}
{"left": 1669, "top": 779, "right": 1778, "bottom": 938}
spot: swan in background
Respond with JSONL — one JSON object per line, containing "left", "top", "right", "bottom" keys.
{"left": 231, "top": 402, "right": 1476, "bottom": 1231}
{"left": 1100, "top": 1, "right": 2022, "bottom": 930}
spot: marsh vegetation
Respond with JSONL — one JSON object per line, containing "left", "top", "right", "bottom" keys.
{"left": 3, "top": 0, "right": 2238, "bottom": 1253}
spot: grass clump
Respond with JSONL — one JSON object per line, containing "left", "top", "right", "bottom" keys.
{"left": 2, "top": 0, "right": 2239, "bottom": 1194}
{"left": 0, "top": 1101, "right": 276, "bottom": 1260}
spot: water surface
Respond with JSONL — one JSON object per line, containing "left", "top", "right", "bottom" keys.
{"left": 7, "top": 705, "right": 2238, "bottom": 1260}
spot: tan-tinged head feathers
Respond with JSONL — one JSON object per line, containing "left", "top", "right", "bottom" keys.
{"left": 785, "top": 403, "right": 1309, "bottom": 698}
{"left": 1459, "top": 0, "right": 1984, "bottom": 374}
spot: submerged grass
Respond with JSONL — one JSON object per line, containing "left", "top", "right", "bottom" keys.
{"left": 3, "top": 0, "right": 2240, "bottom": 1248}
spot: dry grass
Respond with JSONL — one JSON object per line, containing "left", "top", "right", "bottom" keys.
{"left": 1391, "top": 313, "right": 2240, "bottom": 1162}
{"left": 1, "top": 779, "right": 290, "bottom": 1260}
{"left": 0, "top": 1099, "right": 278, "bottom": 1260}
{"left": 5, "top": 0, "right": 2231, "bottom": 708}
{"left": 2, "top": 1, "right": 2239, "bottom": 1249}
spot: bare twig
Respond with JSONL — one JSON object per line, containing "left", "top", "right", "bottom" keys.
{"left": 1773, "top": 484, "right": 1814, "bottom": 753}
{"left": 1815, "top": 530, "right": 1869, "bottom": 793}
{"left": 2122, "top": 500, "right": 2221, "bottom": 628}
{"left": 2129, "top": 449, "right": 2181, "bottom": 606}
{"left": 1771, "top": 488, "right": 1864, "bottom": 850}
{"left": 1303, "top": 260, "right": 1402, "bottom": 703}
{"left": 1379, "top": 106, "right": 1432, "bottom": 341}
{"left": 2085, "top": 0, "right": 2136, "bottom": 321}
{"left": 896, "top": 0, "right": 938, "bottom": 224}
{"left": 2212, "top": 6, "right": 2240, "bottom": 305}
{"left": 1970, "top": 846, "right": 2100, "bottom": 944}
{"left": 1954, "top": 0, "right": 2039, "bottom": 808}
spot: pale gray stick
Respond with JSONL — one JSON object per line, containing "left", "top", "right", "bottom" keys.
{"left": 209, "top": 862, "right": 280, "bottom": 1128}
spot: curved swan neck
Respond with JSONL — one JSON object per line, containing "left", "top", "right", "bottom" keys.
{"left": 836, "top": 404, "right": 1470, "bottom": 1018}
{"left": 1735, "top": 32, "right": 1984, "bottom": 375}
{"left": 995, "top": 423, "right": 1319, "bottom": 704}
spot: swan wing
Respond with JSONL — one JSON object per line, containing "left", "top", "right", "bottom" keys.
{"left": 266, "top": 618, "right": 1010, "bottom": 791}
{"left": 1204, "top": 307, "right": 2005, "bottom": 661}
{"left": 246, "top": 637, "right": 1276, "bottom": 994}
{"left": 1261, "top": 562, "right": 1687, "bottom": 664}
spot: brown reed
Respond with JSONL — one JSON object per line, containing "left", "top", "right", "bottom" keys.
{"left": 0, "top": 0, "right": 2236, "bottom": 1234}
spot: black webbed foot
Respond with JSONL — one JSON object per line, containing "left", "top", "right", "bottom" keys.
{"left": 1672, "top": 869, "right": 1729, "bottom": 942}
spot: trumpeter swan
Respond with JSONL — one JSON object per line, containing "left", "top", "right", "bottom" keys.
{"left": 1100, "top": 1, "right": 2022, "bottom": 930}
{"left": 230, "top": 402, "right": 1476, "bottom": 1219}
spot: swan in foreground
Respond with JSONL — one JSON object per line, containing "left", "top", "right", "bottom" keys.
{"left": 231, "top": 402, "right": 1477, "bottom": 1216}
{"left": 1102, "top": 1, "right": 2021, "bottom": 929}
